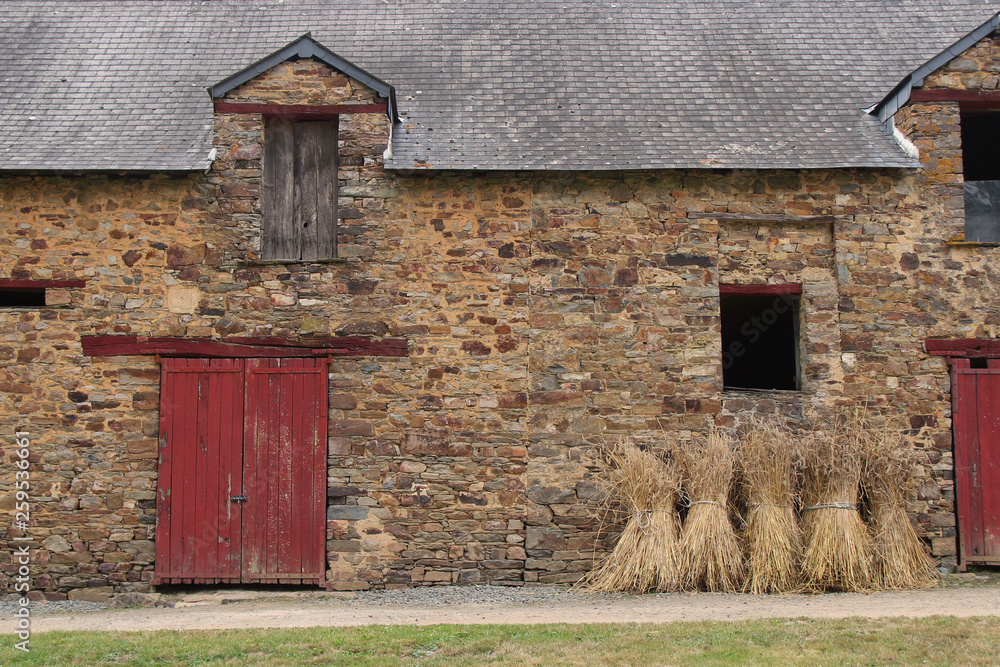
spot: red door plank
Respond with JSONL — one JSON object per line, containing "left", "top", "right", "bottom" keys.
{"left": 971, "top": 370, "right": 991, "bottom": 558}
{"left": 295, "top": 360, "right": 312, "bottom": 579}
{"left": 953, "top": 360, "right": 979, "bottom": 568}
{"left": 980, "top": 372, "right": 1000, "bottom": 559}
{"left": 217, "top": 359, "right": 244, "bottom": 579}
{"left": 154, "top": 359, "right": 244, "bottom": 583}
{"left": 241, "top": 357, "right": 327, "bottom": 584}
{"left": 241, "top": 358, "right": 266, "bottom": 580}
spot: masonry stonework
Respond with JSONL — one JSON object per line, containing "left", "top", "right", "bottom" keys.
{"left": 3, "top": 41, "right": 1000, "bottom": 596}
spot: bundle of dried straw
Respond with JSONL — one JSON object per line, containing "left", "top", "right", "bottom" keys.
{"left": 678, "top": 428, "right": 745, "bottom": 592}
{"left": 738, "top": 419, "right": 802, "bottom": 594}
{"left": 863, "top": 426, "right": 937, "bottom": 589}
{"left": 582, "top": 439, "right": 683, "bottom": 593}
{"left": 799, "top": 419, "right": 873, "bottom": 592}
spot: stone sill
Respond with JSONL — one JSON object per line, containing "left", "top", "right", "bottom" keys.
{"left": 237, "top": 257, "right": 360, "bottom": 267}
{"left": 0, "top": 305, "right": 73, "bottom": 311}
{"left": 945, "top": 239, "right": 1000, "bottom": 248}
{"left": 722, "top": 387, "right": 810, "bottom": 396}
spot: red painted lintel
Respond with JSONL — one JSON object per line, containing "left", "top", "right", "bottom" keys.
{"left": 214, "top": 101, "right": 388, "bottom": 119}
{"left": 81, "top": 335, "right": 408, "bottom": 358}
{"left": 0, "top": 279, "right": 86, "bottom": 289}
{"left": 719, "top": 284, "right": 802, "bottom": 295}
{"left": 925, "top": 338, "right": 1000, "bottom": 357}
{"left": 911, "top": 89, "right": 1000, "bottom": 103}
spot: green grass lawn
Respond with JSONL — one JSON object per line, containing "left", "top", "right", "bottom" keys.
{"left": 5, "top": 617, "right": 999, "bottom": 666}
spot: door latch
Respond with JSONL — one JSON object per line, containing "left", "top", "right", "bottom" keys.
{"left": 230, "top": 495, "right": 247, "bottom": 504}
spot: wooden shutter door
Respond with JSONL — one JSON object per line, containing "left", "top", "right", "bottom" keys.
{"left": 952, "top": 358, "right": 1000, "bottom": 568}
{"left": 242, "top": 357, "right": 329, "bottom": 584}
{"left": 263, "top": 118, "right": 339, "bottom": 261}
{"left": 153, "top": 358, "right": 245, "bottom": 584}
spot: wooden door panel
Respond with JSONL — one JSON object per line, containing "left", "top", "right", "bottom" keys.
{"left": 952, "top": 360, "right": 1000, "bottom": 567}
{"left": 242, "top": 358, "right": 328, "bottom": 584}
{"left": 153, "top": 358, "right": 244, "bottom": 584}
{"left": 978, "top": 372, "right": 1000, "bottom": 558}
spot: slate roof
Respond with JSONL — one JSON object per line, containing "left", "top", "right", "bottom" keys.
{"left": 0, "top": 0, "right": 997, "bottom": 172}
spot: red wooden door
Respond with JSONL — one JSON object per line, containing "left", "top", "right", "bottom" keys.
{"left": 243, "top": 358, "right": 329, "bottom": 584}
{"left": 154, "top": 358, "right": 244, "bottom": 584}
{"left": 153, "top": 357, "right": 328, "bottom": 585}
{"left": 952, "top": 358, "right": 1000, "bottom": 568}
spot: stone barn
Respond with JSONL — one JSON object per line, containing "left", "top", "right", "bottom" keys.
{"left": 2, "top": 0, "right": 1000, "bottom": 599}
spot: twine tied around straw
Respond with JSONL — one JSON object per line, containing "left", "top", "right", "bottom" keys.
{"left": 801, "top": 502, "right": 857, "bottom": 512}
{"left": 684, "top": 499, "right": 723, "bottom": 508}
{"left": 634, "top": 509, "right": 662, "bottom": 536}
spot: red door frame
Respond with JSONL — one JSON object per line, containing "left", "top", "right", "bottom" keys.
{"left": 153, "top": 357, "right": 328, "bottom": 586}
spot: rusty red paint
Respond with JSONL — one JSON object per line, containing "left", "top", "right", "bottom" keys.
{"left": 81, "top": 335, "right": 408, "bottom": 358}
{"left": 950, "top": 357, "right": 1000, "bottom": 569}
{"left": 911, "top": 89, "right": 1000, "bottom": 103}
{"left": 925, "top": 338, "right": 1000, "bottom": 357}
{"left": 0, "top": 279, "right": 86, "bottom": 288}
{"left": 719, "top": 283, "right": 802, "bottom": 295}
{"left": 214, "top": 101, "right": 388, "bottom": 118}
{"left": 153, "top": 357, "right": 328, "bottom": 586}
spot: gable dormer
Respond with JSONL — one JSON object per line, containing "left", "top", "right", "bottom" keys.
{"left": 209, "top": 35, "right": 398, "bottom": 262}
{"left": 210, "top": 34, "right": 398, "bottom": 122}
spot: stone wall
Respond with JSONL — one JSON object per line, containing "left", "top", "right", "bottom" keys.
{"left": 4, "top": 42, "right": 1000, "bottom": 597}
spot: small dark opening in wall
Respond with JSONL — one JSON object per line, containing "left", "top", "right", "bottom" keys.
{"left": 720, "top": 292, "right": 800, "bottom": 390}
{"left": 961, "top": 111, "right": 1000, "bottom": 242}
{"left": 961, "top": 112, "right": 1000, "bottom": 181}
{"left": 0, "top": 289, "right": 46, "bottom": 308}
{"left": 969, "top": 357, "right": 989, "bottom": 369}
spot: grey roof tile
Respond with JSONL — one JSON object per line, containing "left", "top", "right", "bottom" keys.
{"left": 0, "top": 0, "right": 996, "bottom": 171}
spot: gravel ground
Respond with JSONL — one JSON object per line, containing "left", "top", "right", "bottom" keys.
{"left": 343, "top": 585, "right": 627, "bottom": 607}
{"left": 0, "top": 597, "right": 107, "bottom": 615}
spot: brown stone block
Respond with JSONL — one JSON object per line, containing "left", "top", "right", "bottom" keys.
{"left": 402, "top": 429, "right": 472, "bottom": 457}
{"left": 329, "top": 420, "right": 374, "bottom": 437}
{"left": 166, "top": 243, "right": 206, "bottom": 267}
{"left": 365, "top": 440, "right": 397, "bottom": 456}
{"left": 330, "top": 393, "right": 359, "bottom": 410}
{"left": 102, "top": 552, "right": 133, "bottom": 563}
{"left": 526, "top": 526, "right": 568, "bottom": 551}
{"left": 126, "top": 439, "right": 158, "bottom": 459}
{"left": 526, "top": 483, "right": 576, "bottom": 505}
{"left": 579, "top": 266, "right": 610, "bottom": 287}
{"left": 461, "top": 340, "right": 491, "bottom": 356}
{"left": 931, "top": 537, "right": 957, "bottom": 556}
{"left": 132, "top": 391, "right": 159, "bottom": 410}
{"left": 498, "top": 392, "right": 527, "bottom": 409}
{"left": 918, "top": 483, "right": 942, "bottom": 500}
{"left": 529, "top": 391, "right": 586, "bottom": 407}
{"left": 119, "top": 369, "right": 160, "bottom": 385}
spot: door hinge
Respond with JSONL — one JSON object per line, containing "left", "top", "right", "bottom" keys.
{"left": 230, "top": 495, "right": 247, "bottom": 504}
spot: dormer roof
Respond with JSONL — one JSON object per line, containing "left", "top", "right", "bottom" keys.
{"left": 209, "top": 34, "right": 399, "bottom": 123}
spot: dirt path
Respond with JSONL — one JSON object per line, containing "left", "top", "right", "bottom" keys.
{"left": 16, "top": 584, "right": 1000, "bottom": 634}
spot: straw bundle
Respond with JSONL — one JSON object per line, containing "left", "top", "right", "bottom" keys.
{"left": 582, "top": 439, "right": 683, "bottom": 593}
{"left": 738, "top": 419, "right": 802, "bottom": 594}
{"left": 863, "top": 427, "right": 937, "bottom": 589}
{"left": 799, "top": 420, "right": 873, "bottom": 592}
{"left": 677, "top": 428, "right": 745, "bottom": 592}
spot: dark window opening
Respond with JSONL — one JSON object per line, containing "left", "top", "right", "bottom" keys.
{"left": 720, "top": 291, "right": 800, "bottom": 391}
{"left": 262, "top": 117, "right": 339, "bottom": 261}
{"left": 960, "top": 111, "right": 1000, "bottom": 243}
{"left": 0, "top": 288, "right": 46, "bottom": 308}
{"left": 970, "top": 357, "right": 989, "bottom": 369}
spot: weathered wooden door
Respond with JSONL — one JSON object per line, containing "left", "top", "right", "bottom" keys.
{"left": 951, "top": 358, "right": 1000, "bottom": 568}
{"left": 153, "top": 357, "right": 328, "bottom": 585}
